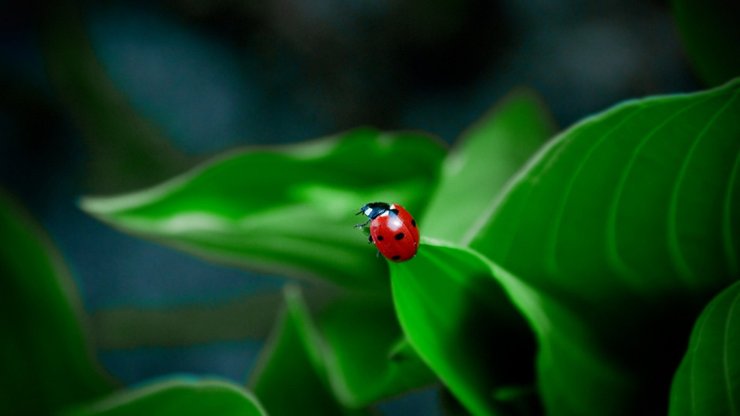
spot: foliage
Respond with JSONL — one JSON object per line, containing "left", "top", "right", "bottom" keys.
{"left": 81, "top": 128, "right": 445, "bottom": 291}
{"left": 3, "top": 2, "right": 739, "bottom": 413}
{"left": 78, "top": 78, "right": 740, "bottom": 415}
{"left": 0, "top": 190, "right": 265, "bottom": 415}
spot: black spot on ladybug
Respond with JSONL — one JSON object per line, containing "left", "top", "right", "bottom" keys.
{"left": 411, "top": 219, "right": 416, "bottom": 227}
{"left": 395, "top": 232, "right": 405, "bottom": 240}
{"left": 368, "top": 235, "right": 373, "bottom": 242}
{"left": 377, "top": 235, "right": 384, "bottom": 241}
{"left": 391, "top": 209, "right": 399, "bottom": 215}
{"left": 392, "top": 255, "right": 401, "bottom": 261}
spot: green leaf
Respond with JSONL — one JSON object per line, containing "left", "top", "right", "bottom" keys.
{"left": 62, "top": 378, "right": 266, "bottom": 416}
{"left": 0, "top": 190, "right": 114, "bottom": 415}
{"left": 41, "top": 2, "right": 192, "bottom": 193}
{"left": 669, "top": 280, "right": 740, "bottom": 416}
{"left": 249, "top": 286, "right": 433, "bottom": 413}
{"left": 672, "top": 0, "right": 740, "bottom": 87}
{"left": 248, "top": 287, "right": 363, "bottom": 416}
{"left": 469, "top": 79, "right": 740, "bottom": 413}
{"left": 422, "top": 90, "right": 555, "bottom": 244}
{"left": 317, "top": 293, "right": 436, "bottom": 407}
{"left": 81, "top": 128, "right": 446, "bottom": 290}
{"left": 390, "top": 240, "right": 538, "bottom": 416}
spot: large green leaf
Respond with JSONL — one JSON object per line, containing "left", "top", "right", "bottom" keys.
{"left": 422, "top": 90, "right": 555, "bottom": 244}
{"left": 0, "top": 190, "right": 114, "bottom": 415}
{"left": 669, "top": 280, "right": 740, "bottom": 416}
{"left": 469, "top": 79, "right": 740, "bottom": 414}
{"left": 672, "top": 0, "right": 740, "bottom": 87}
{"left": 62, "top": 378, "right": 265, "bottom": 416}
{"left": 81, "top": 128, "right": 446, "bottom": 290}
{"left": 390, "top": 240, "right": 538, "bottom": 416}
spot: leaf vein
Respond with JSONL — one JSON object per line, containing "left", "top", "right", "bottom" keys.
{"left": 667, "top": 89, "right": 740, "bottom": 284}
{"left": 605, "top": 96, "right": 715, "bottom": 292}
{"left": 545, "top": 108, "right": 641, "bottom": 275}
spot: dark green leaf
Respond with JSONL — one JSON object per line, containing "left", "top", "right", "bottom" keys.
{"left": 317, "top": 293, "right": 436, "bottom": 407}
{"left": 672, "top": 0, "right": 740, "bottom": 87}
{"left": 390, "top": 241, "right": 538, "bottom": 416}
{"left": 0, "top": 190, "right": 114, "bottom": 415}
{"left": 669, "top": 280, "right": 740, "bottom": 416}
{"left": 62, "top": 378, "right": 265, "bottom": 416}
{"left": 81, "top": 128, "right": 446, "bottom": 290}
{"left": 41, "top": 2, "right": 192, "bottom": 193}
{"left": 248, "top": 287, "right": 364, "bottom": 416}
{"left": 470, "top": 79, "right": 740, "bottom": 414}
{"left": 422, "top": 90, "right": 555, "bottom": 244}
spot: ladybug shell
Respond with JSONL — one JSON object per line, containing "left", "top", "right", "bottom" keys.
{"left": 369, "top": 204, "right": 419, "bottom": 262}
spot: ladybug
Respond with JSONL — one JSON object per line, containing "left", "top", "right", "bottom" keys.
{"left": 355, "top": 202, "right": 419, "bottom": 262}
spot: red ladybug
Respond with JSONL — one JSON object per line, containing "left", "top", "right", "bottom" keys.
{"left": 355, "top": 202, "right": 419, "bottom": 262}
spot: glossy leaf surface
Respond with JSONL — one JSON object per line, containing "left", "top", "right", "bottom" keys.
{"left": 82, "top": 128, "right": 446, "bottom": 290}
{"left": 470, "top": 78, "right": 740, "bottom": 414}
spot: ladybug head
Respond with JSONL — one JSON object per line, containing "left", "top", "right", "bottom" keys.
{"left": 356, "top": 202, "right": 391, "bottom": 219}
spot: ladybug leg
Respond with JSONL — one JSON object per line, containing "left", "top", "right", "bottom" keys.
{"left": 354, "top": 218, "right": 371, "bottom": 228}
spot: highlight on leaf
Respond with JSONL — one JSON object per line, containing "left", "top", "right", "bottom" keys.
{"left": 81, "top": 128, "right": 446, "bottom": 291}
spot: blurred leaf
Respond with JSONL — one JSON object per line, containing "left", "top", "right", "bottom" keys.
{"left": 249, "top": 286, "right": 433, "bottom": 413}
{"left": 41, "top": 2, "right": 193, "bottom": 193}
{"left": 469, "top": 78, "right": 740, "bottom": 414}
{"left": 81, "top": 128, "right": 446, "bottom": 290}
{"left": 62, "top": 378, "right": 265, "bottom": 416}
{"left": 672, "top": 0, "right": 740, "bottom": 86}
{"left": 422, "top": 89, "right": 555, "bottom": 244}
{"left": 0, "top": 190, "right": 114, "bottom": 415}
{"left": 248, "top": 287, "right": 365, "bottom": 416}
{"left": 390, "top": 241, "right": 538, "bottom": 416}
{"left": 669, "top": 280, "right": 740, "bottom": 416}
{"left": 317, "top": 293, "right": 436, "bottom": 407}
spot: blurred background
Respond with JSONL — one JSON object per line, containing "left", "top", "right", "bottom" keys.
{"left": 1, "top": 0, "right": 699, "bottom": 412}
